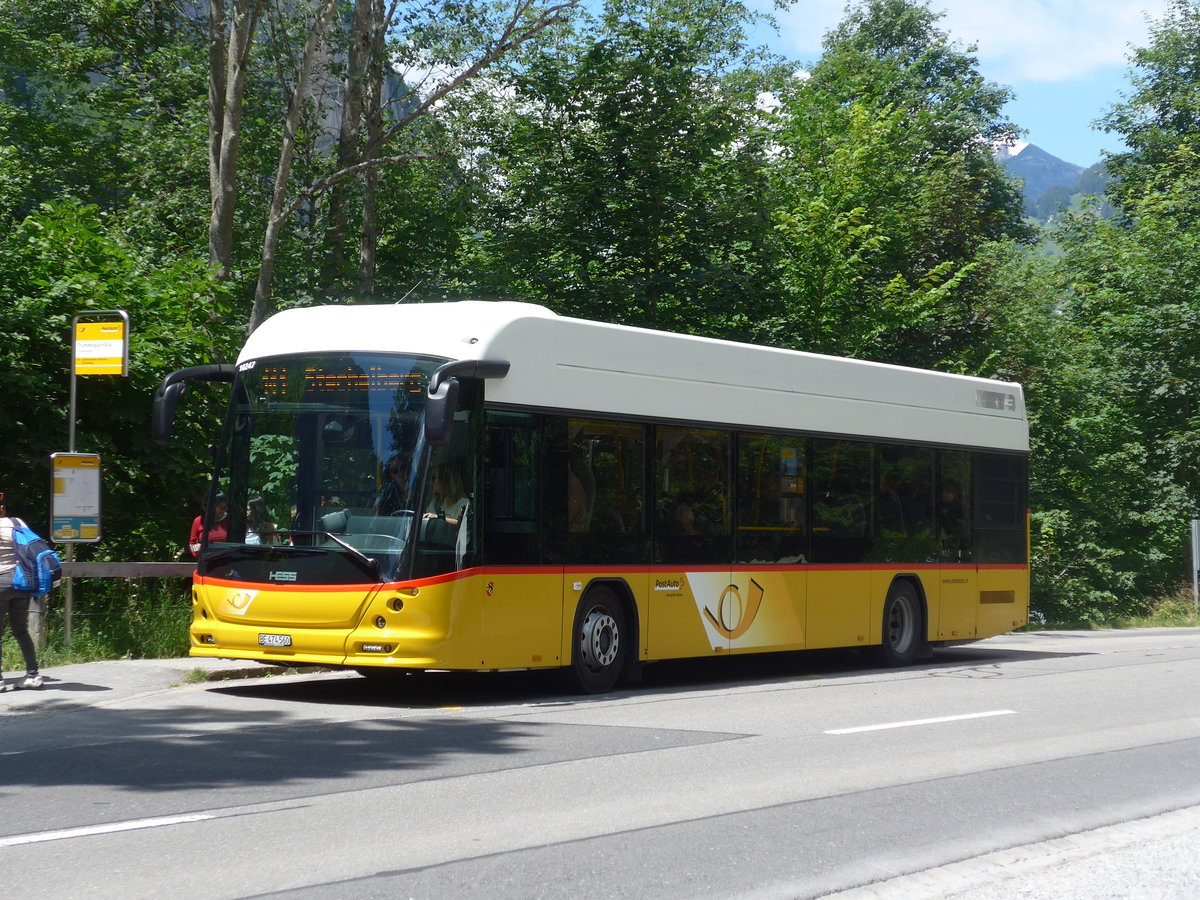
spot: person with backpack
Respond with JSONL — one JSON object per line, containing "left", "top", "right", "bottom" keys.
{"left": 0, "top": 491, "right": 44, "bottom": 691}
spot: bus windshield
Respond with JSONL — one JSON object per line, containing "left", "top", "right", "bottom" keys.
{"left": 204, "top": 352, "right": 445, "bottom": 582}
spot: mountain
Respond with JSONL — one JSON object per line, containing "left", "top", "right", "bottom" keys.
{"left": 996, "top": 142, "right": 1083, "bottom": 200}
{"left": 995, "top": 142, "right": 1112, "bottom": 221}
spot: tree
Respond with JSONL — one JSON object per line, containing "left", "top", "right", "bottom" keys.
{"left": 0, "top": 201, "right": 237, "bottom": 556}
{"left": 231, "top": 0, "right": 580, "bottom": 331}
{"left": 765, "top": 0, "right": 1030, "bottom": 367}
{"left": 459, "top": 0, "right": 787, "bottom": 337}
{"left": 1101, "top": 0, "right": 1200, "bottom": 214}
{"left": 0, "top": 0, "right": 144, "bottom": 229}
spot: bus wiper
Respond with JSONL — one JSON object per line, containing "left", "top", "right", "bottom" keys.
{"left": 319, "top": 531, "right": 382, "bottom": 580}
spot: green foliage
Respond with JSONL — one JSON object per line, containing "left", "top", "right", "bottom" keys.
{"left": 764, "top": 0, "right": 1030, "bottom": 367}
{"left": 2, "top": 581, "right": 191, "bottom": 669}
{"left": 0, "top": 200, "right": 238, "bottom": 556}
{"left": 457, "top": 0, "right": 787, "bottom": 337}
{"left": 1102, "top": 0, "right": 1200, "bottom": 212}
{"left": 1, "top": 0, "right": 1199, "bottom": 654}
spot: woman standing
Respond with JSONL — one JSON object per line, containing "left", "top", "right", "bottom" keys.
{"left": 0, "top": 492, "right": 43, "bottom": 691}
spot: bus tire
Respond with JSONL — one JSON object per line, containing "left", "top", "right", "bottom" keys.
{"left": 569, "top": 588, "right": 626, "bottom": 694}
{"left": 880, "top": 581, "right": 921, "bottom": 667}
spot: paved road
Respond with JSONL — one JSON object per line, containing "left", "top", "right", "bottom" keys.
{"left": 3, "top": 629, "right": 1199, "bottom": 898}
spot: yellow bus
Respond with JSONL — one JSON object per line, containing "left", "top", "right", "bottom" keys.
{"left": 154, "top": 301, "right": 1029, "bottom": 692}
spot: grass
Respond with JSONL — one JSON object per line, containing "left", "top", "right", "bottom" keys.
{"left": 2, "top": 578, "right": 190, "bottom": 672}
{"left": 1111, "top": 589, "right": 1200, "bottom": 629}
{"left": 1027, "top": 587, "right": 1200, "bottom": 631}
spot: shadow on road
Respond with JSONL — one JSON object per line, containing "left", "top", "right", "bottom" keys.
{"left": 0, "top": 641, "right": 1083, "bottom": 802}
{"left": 209, "top": 640, "right": 1083, "bottom": 710}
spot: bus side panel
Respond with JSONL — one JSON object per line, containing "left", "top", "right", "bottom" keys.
{"left": 976, "top": 566, "right": 1029, "bottom": 638}
{"left": 807, "top": 569, "right": 870, "bottom": 650}
{"left": 350, "top": 570, "right": 565, "bottom": 671}
{"left": 643, "top": 571, "right": 717, "bottom": 660}
{"left": 480, "top": 569, "right": 564, "bottom": 668}
{"left": 937, "top": 565, "right": 978, "bottom": 641}
{"left": 343, "top": 575, "right": 475, "bottom": 669}
{"left": 725, "top": 569, "right": 806, "bottom": 656}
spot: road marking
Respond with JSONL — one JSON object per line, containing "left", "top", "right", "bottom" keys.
{"left": 0, "top": 813, "right": 214, "bottom": 848}
{"left": 825, "top": 709, "right": 1016, "bottom": 735}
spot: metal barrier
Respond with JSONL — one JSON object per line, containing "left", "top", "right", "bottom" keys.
{"left": 62, "top": 562, "right": 196, "bottom": 578}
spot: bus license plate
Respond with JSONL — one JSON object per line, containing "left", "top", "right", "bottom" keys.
{"left": 258, "top": 633, "right": 292, "bottom": 647}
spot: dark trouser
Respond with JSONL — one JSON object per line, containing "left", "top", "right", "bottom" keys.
{"left": 0, "top": 588, "right": 39, "bottom": 675}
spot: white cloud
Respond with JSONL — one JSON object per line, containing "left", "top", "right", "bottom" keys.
{"left": 769, "top": 0, "right": 1172, "bottom": 83}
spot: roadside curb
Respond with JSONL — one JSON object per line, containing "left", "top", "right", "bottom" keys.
{"left": 0, "top": 657, "right": 340, "bottom": 713}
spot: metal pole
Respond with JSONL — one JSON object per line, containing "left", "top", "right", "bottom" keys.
{"left": 63, "top": 309, "right": 127, "bottom": 649}
{"left": 66, "top": 363, "right": 76, "bottom": 647}
{"left": 1192, "top": 519, "right": 1200, "bottom": 615}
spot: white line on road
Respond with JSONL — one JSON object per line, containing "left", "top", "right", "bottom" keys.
{"left": 825, "top": 709, "right": 1017, "bottom": 735}
{"left": 0, "top": 813, "right": 215, "bottom": 848}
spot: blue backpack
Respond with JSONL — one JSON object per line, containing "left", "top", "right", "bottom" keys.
{"left": 9, "top": 518, "right": 62, "bottom": 594}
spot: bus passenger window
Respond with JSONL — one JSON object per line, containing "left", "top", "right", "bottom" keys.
{"left": 938, "top": 449, "right": 973, "bottom": 563}
{"left": 655, "top": 426, "right": 732, "bottom": 564}
{"left": 975, "top": 454, "right": 1027, "bottom": 564}
{"left": 736, "top": 433, "right": 806, "bottom": 564}
{"left": 483, "top": 412, "right": 540, "bottom": 565}
{"left": 545, "top": 417, "right": 646, "bottom": 565}
{"left": 810, "top": 439, "right": 871, "bottom": 564}
{"left": 872, "top": 444, "right": 935, "bottom": 563}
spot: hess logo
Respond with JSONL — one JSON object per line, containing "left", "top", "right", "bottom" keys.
{"left": 703, "top": 579, "right": 764, "bottom": 640}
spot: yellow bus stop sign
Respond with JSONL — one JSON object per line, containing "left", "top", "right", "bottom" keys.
{"left": 51, "top": 452, "right": 102, "bottom": 542}
{"left": 73, "top": 320, "right": 127, "bottom": 376}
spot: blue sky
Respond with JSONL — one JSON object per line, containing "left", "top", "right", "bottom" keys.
{"left": 755, "top": 0, "right": 1172, "bottom": 167}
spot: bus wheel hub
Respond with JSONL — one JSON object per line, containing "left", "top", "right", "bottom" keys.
{"left": 581, "top": 609, "right": 619, "bottom": 670}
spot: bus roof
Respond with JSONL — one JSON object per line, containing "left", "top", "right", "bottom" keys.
{"left": 242, "top": 301, "right": 1028, "bottom": 452}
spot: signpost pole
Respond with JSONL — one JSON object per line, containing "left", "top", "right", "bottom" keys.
{"left": 1192, "top": 519, "right": 1199, "bottom": 616}
{"left": 61, "top": 310, "right": 128, "bottom": 647}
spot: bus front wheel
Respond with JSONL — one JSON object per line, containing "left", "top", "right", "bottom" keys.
{"left": 880, "top": 581, "right": 921, "bottom": 667}
{"left": 569, "top": 588, "right": 626, "bottom": 694}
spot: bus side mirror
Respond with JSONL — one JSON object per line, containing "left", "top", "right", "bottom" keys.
{"left": 425, "top": 376, "right": 460, "bottom": 447}
{"left": 423, "top": 358, "right": 509, "bottom": 447}
{"left": 152, "top": 364, "right": 237, "bottom": 445}
{"left": 152, "top": 381, "right": 186, "bottom": 445}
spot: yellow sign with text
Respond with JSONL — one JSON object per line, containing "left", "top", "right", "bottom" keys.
{"left": 74, "top": 321, "right": 127, "bottom": 375}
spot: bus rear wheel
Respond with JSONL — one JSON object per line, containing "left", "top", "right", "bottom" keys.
{"left": 569, "top": 588, "right": 626, "bottom": 694}
{"left": 880, "top": 581, "right": 921, "bottom": 667}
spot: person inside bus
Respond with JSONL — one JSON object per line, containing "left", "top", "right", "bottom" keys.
{"left": 245, "top": 496, "right": 277, "bottom": 545}
{"left": 675, "top": 502, "right": 701, "bottom": 535}
{"left": 189, "top": 492, "right": 229, "bottom": 556}
{"left": 376, "top": 456, "right": 412, "bottom": 516}
{"left": 567, "top": 460, "right": 596, "bottom": 532}
{"left": 423, "top": 463, "right": 469, "bottom": 530}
